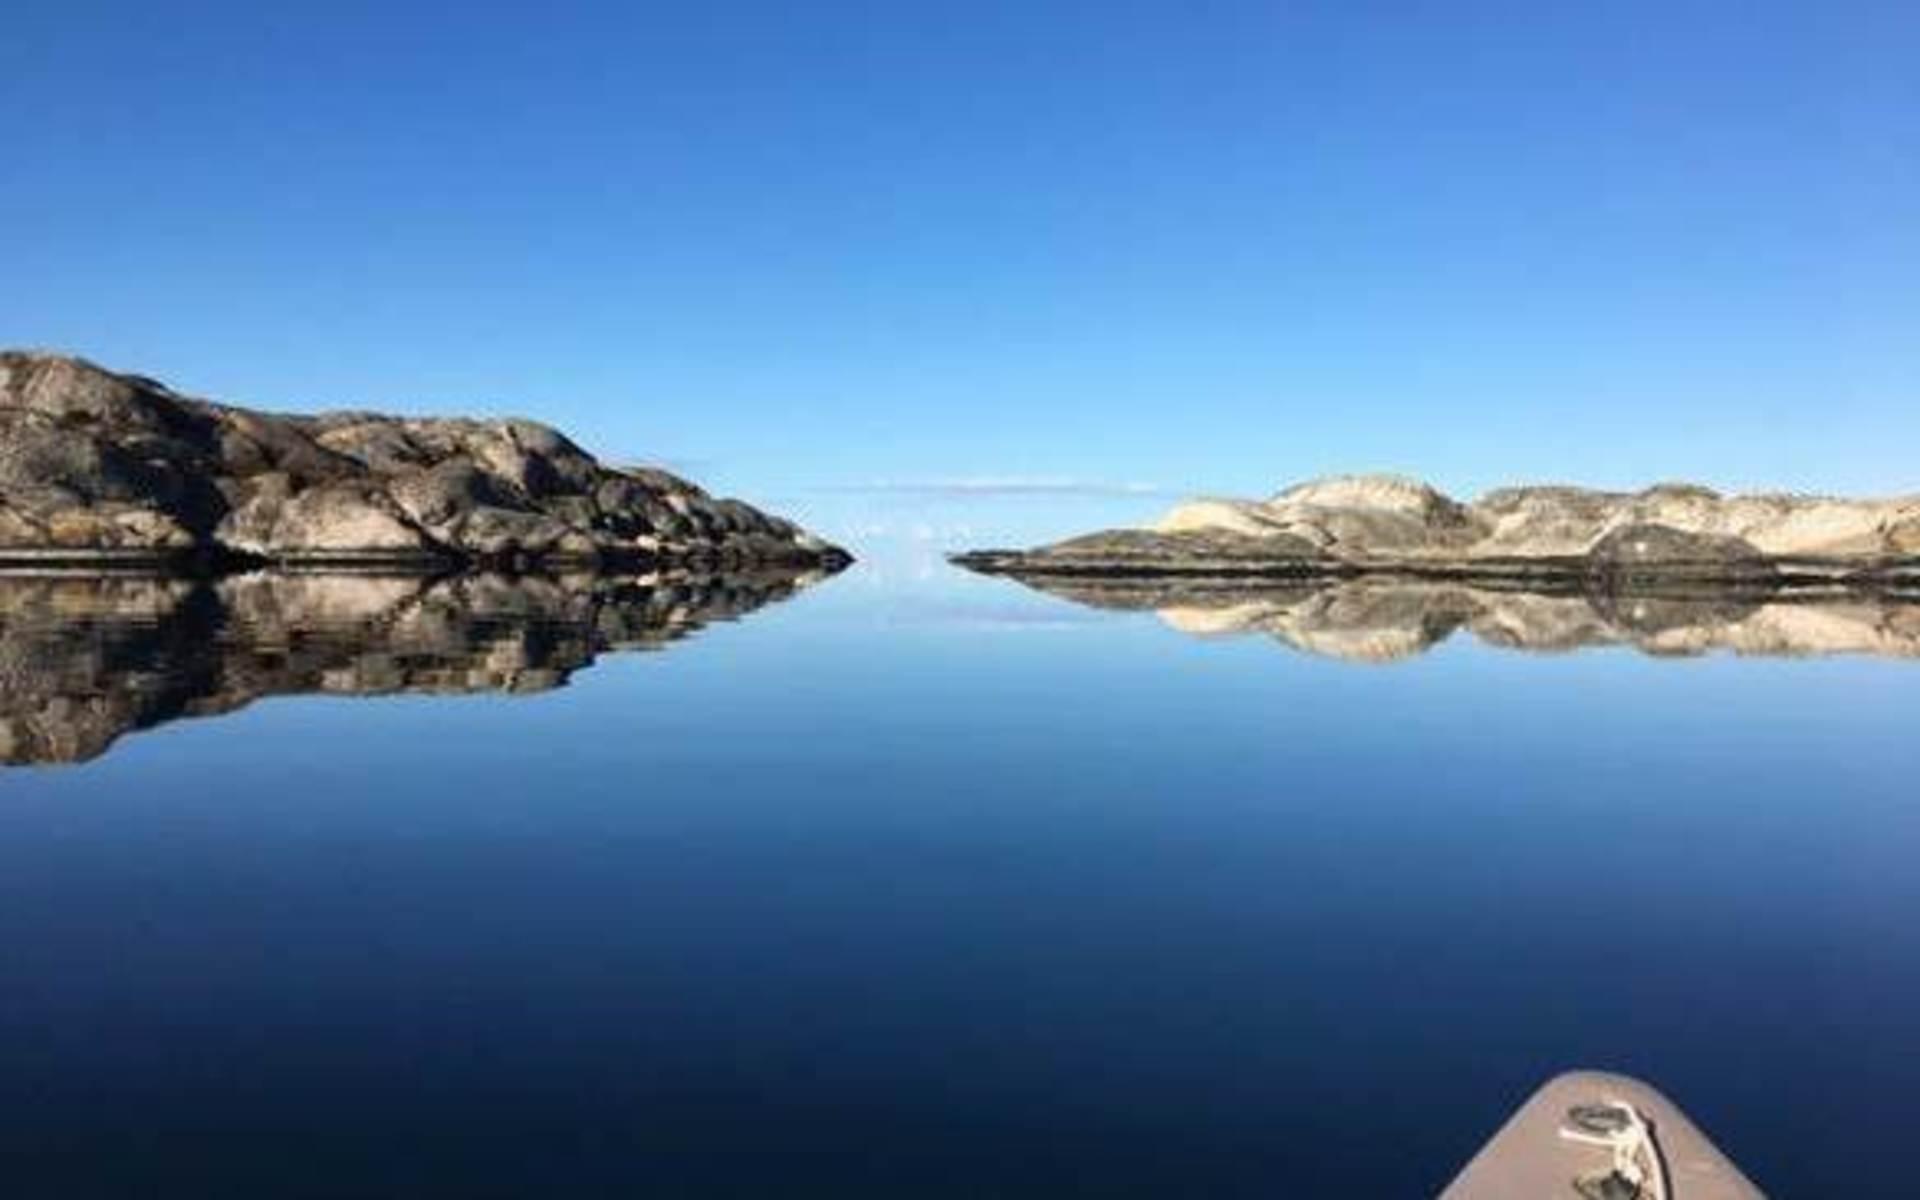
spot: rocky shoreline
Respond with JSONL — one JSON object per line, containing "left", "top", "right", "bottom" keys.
{"left": 953, "top": 474, "right": 1920, "bottom": 591}
{"left": 0, "top": 351, "right": 851, "bottom": 574}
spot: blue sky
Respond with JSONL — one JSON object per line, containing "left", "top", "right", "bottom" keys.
{"left": 5, "top": 2, "right": 1916, "bottom": 553}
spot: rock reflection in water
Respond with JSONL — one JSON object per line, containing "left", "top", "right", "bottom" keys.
{"left": 0, "top": 567, "right": 829, "bottom": 765}
{"left": 1010, "top": 576, "right": 1920, "bottom": 663}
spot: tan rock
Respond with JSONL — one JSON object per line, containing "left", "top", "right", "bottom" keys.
{"left": 0, "top": 350, "right": 850, "bottom": 570}
{"left": 961, "top": 472, "right": 1919, "bottom": 579}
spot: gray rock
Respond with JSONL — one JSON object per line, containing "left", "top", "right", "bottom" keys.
{"left": 955, "top": 472, "right": 1918, "bottom": 588}
{"left": 1586, "top": 522, "right": 1772, "bottom": 582}
{"left": 0, "top": 351, "right": 851, "bottom": 571}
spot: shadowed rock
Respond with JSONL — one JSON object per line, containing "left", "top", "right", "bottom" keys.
{"left": 953, "top": 473, "right": 1920, "bottom": 587}
{"left": 0, "top": 351, "right": 850, "bottom": 571}
{"left": 0, "top": 567, "right": 831, "bottom": 765}
{"left": 992, "top": 574, "right": 1920, "bottom": 663}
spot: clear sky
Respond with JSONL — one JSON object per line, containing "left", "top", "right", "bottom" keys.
{"left": 6, "top": 2, "right": 1916, "bottom": 553}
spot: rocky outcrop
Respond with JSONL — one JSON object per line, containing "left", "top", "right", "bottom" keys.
{"left": 954, "top": 473, "right": 1920, "bottom": 588}
{"left": 0, "top": 351, "right": 850, "bottom": 571}
{"left": 0, "top": 567, "right": 829, "bottom": 765}
{"left": 1000, "top": 574, "right": 1920, "bottom": 664}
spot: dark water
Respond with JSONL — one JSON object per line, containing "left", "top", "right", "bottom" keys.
{"left": 2, "top": 565, "right": 1916, "bottom": 1197}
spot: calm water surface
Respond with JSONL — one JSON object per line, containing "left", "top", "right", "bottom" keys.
{"left": 3, "top": 563, "right": 1916, "bottom": 1197}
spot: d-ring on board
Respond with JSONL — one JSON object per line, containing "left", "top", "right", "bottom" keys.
{"left": 1437, "top": 1071, "right": 1764, "bottom": 1199}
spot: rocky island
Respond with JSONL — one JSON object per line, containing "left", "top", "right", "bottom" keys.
{"left": 0, "top": 351, "right": 850, "bottom": 572}
{"left": 954, "top": 474, "right": 1920, "bottom": 590}
{"left": 954, "top": 474, "right": 1920, "bottom": 662}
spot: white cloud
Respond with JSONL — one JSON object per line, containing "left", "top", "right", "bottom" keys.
{"left": 818, "top": 476, "right": 1174, "bottom": 498}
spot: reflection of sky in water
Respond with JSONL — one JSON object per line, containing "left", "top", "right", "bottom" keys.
{"left": 791, "top": 485, "right": 1171, "bottom": 573}
{"left": 1, "top": 561, "right": 1916, "bottom": 1197}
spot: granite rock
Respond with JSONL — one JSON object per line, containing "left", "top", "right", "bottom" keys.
{"left": 0, "top": 351, "right": 849, "bottom": 571}
{"left": 955, "top": 473, "right": 1919, "bottom": 587}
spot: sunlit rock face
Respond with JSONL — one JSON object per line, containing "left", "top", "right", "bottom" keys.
{"left": 0, "top": 351, "right": 850, "bottom": 571}
{"left": 954, "top": 473, "right": 1920, "bottom": 583}
{"left": 994, "top": 575, "right": 1920, "bottom": 664}
{"left": 0, "top": 567, "right": 831, "bottom": 765}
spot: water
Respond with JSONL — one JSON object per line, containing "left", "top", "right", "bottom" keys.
{"left": 2, "top": 564, "right": 1916, "bottom": 1197}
